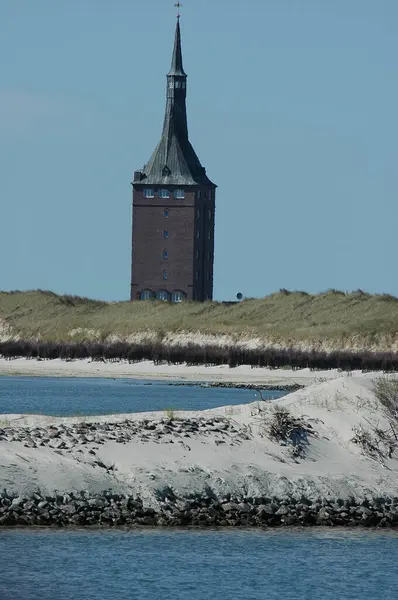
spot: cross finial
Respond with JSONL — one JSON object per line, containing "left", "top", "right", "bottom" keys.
{"left": 174, "top": 2, "right": 183, "bottom": 19}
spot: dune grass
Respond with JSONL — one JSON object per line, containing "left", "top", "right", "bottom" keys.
{"left": 1, "top": 289, "right": 398, "bottom": 350}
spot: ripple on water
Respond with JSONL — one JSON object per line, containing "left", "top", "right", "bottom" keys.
{"left": 1, "top": 529, "right": 398, "bottom": 600}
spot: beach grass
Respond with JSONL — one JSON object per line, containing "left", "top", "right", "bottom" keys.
{"left": 1, "top": 289, "right": 398, "bottom": 351}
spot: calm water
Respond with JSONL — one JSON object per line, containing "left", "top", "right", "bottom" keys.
{"left": 1, "top": 529, "right": 398, "bottom": 600}
{"left": 0, "top": 376, "right": 285, "bottom": 416}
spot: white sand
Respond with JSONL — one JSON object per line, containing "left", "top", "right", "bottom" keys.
{"left": 0, "top": 357, "right": 381, "bottom": 385}
{"left": 1, "top": 375, "right": 398, "bottom": 503}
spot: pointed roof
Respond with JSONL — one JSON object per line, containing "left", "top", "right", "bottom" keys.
{"left": 168, "top": 19, "right": 186, "bottom": 77}
{"left": 133, "top": 19, "right": 215, "bottom": 187}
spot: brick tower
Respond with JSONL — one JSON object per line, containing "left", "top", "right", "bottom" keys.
{"left": 130, "top": 17, "right": 216, "bottom": 302}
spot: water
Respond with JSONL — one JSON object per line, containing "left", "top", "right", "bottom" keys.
{"left": 1, "top": 529, "right": 397, "bottom": 600}
{"left": 0, "top": 376, "right": 285, "bottom": 416}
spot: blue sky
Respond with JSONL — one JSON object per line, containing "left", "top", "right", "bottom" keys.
{"left": 1, "top": 0, "right": 397, "bottom": 301}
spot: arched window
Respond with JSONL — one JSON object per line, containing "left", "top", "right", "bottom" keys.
{"left": 140, "top": 290, "right": 153, "bottom": 300}
{"left": 156, "top": 290, "right": 169, "bottom": 302}
{"left": 171, "top": 291, "right": 185, "bottom": 303}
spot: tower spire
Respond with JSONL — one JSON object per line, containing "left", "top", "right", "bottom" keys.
{"left": 134, "top": 16, "right": 214, "bottom": 186}
{"left": 168, "top": 11, "right": 186, "bottom": 77}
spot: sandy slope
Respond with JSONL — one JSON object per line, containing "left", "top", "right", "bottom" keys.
{"left": 1, "top": 376, "right": 398, "bottom": 503}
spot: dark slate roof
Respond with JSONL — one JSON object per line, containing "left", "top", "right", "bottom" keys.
{"left": 168, "top": 20, "right": 186, "bottom": 77}
{"left": 133, "top": 20, "right": 215, "bottom": 188}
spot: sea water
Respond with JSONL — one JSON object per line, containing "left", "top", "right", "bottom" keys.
{"left": 0, "top": 376, "right": 285, "bottom": 416}
{"left": 1, "top": 529, "right": 397, "bottom": 600}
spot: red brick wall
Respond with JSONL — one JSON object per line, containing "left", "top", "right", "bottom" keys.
{"left": 131, "top": 186, "right": 215, "bottom": 301}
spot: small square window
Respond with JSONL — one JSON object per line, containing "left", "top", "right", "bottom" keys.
{"left": 164, "top": 208, "right": 169, "bottom": 218}
{"left": 163, "top": 230, "right": 169, "bottom": 239}
{"left": 175, "top": 189, "right": 185, "bottom": 199}
{"left": 144, "top": 189, "right": 154, "bottom": 198}
{"left": 159, "top": 189, "right": 170, "bottom": 198}
{"left": 163, "top": 270, "right": 168, "bottom": 280}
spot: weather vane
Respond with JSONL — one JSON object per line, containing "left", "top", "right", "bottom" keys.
{"left": 174, "top": 2, "right": 183, "bottom": 19}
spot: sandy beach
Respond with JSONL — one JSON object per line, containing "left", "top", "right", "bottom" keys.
{"left": 0, "top": 356, "right": 382, "bottom": 386}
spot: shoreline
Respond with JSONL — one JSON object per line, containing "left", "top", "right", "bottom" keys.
{"left": 1, "top": 490, "right": 397, "bottom": 529}
{"left": 0, "top": 357, "right": 379, "bottom": 386}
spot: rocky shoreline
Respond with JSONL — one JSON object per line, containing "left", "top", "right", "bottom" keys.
{"left": 1, "top": 490, "right": 398, "bottom": 528}
{"left": 171, "top": 382, "right": 304, "bottom": 392}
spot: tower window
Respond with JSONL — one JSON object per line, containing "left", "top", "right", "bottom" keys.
{"left": 164, "top": 208, "right": 169, "bottom": 217}
{"left": 169, "top": 81, "right": 174, "bottom": 89}
{"left": 140, "top": 290, "right": 153, "bottom": 300}
{"left": 172, "top": 291, "right": 185, "bottom": 303}
{"left": 175, "top": 81, "right": 181, "bottom": 89}
{"left": 197, "top": 190, "right": 201, "bottom": 200}
{"left": 197, "top": 209, "right": 200, "bottom": 219}
{"left": 208, "top": 231, "right": 211, "bottom": 240}
{"left": 163, "top": 230, "right": 169, "bottom": 239}
{"left": 175, "top": 189, "right": 185, "bottom": 199}
{"left": 159, "top": 189, "right": 170, "bottom": 198}
{"left": 207, "top": 251, "right": 212, "bottom": 261}
{"left": 182, "top": 82, "right": 186, "bottom": 89}
{"left": 206, "top": 272, "right": 211, "bottom": 281}
{"left": 196, "top": 249, "right": 200, "bottom": 260}
{"left": 163, "top": 249, "right": 168, "bottom": 260}
{"left": 196, "top": 230, "right": 200, "bottom": 239}
{"left": 208, "top": 190, "right": 213, "bottom": 201}
{"left": 156, "top": 290, "right": 169, "bottom": 301}
{"left": 208, "top": 209, "right": 212, "bottom": 219}
{"left": 195, "top": 271, "right": 199, "bottom": 280}
{"left": 144, "top": 189, "right": 154, "bottom": 198}
{"left": 163, "top": 270, "right": 168, "bottom": 280}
